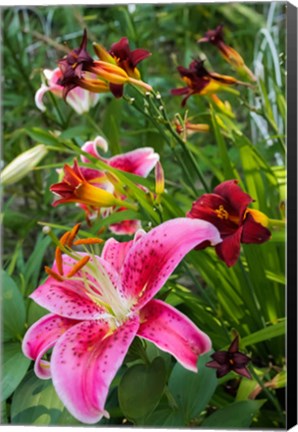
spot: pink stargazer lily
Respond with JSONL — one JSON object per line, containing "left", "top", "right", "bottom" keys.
{"left": 80, "top": 135, "right": 159, "bottom": 234}
{"left": 35, "top": 68, "right": 101, "bottom": 114}
{"left": 22, "top": 218, "right": 221, "bottom": 424}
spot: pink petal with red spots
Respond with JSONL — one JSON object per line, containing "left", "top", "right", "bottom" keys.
{"left": 30, "top": 279, "right": 105, "bottom": 320}
{"left": 102, "top": 237, "right": 134, "bottom": 274}
{"left": 31, "top": 254, "right": 121, "bottom": 320}
{"left": 138, "top": 299, "right": 211, "bottom": 372}
{"left": 121, "top": 218, "right": 221, "bottom": 309}
{"left": 22, "top": 313, "right": 78, "bottom": 379}
{"left": 108, "top": 147, "right": 159, "bottom": 177}
{"left": 51, "top": 316, "right": 139, "bottom": 424}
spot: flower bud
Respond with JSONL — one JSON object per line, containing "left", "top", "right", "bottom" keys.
{"left": 1, "top": 144, "right": 48, "bottom": 186}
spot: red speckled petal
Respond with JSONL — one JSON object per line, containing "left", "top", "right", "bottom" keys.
{"left": 31, "top": 254, "right": 121, "bottom": 320}
{"left": 121, "top": 218, "right": 221, "bottom": 309}
{"left": 51, "top": 315, "right": 139, "bottom": 424}
{"left": 108, "top": 147, "right": 159, "bottom": 177}
{"left": 138, "top": 299, "right": 211, "bottom": 372}
{"left": 102, "top": 238, "right": 134, "bottom": 274}
{"left": 22, "top": 313, "right": 78, "bottom": 379}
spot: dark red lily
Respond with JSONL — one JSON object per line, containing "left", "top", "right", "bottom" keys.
{"left": 171, "top": 59, "right": 249, "bottom": 107}
{"left": 198, "top": 25, "right": 256, "bottom": 81}
{"left": 206, "top": 336, "right": 252, "bottom": 379}
{"left": 58, "top": 30, "right": 95, "bottom": 97}
{"left": 187, "top": 180, "right": 271, "bottom": 266}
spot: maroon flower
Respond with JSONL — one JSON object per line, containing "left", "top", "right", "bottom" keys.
{"left": 198, "top": 25, "right": 256, "bottom": 81}
{"left": 206, "top": 336, "right": 252, "bottom": 379}
{"left": 58, "top": 30, "right": 95, "bottom": 97}
{"left": 171, "top": 59, "right": 246, "bottom": 107}
{"left": 187, "top": 180, "right": 271, "bottom": 266}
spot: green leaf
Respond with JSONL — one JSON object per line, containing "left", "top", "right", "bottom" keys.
{"left": 202, "top": 400, "right": 265, "bottom": 428}
{"left": 25, "top": 127, "right": 61, "bottom": 147}
{"left": 11, "top": 371, "right": 64, "bottom": 425}
{"left": 23, "top": 234, "right": 52, "bottom": 294}
{"left": 2, "top": 270, "right": 26, "bottom": 341}
{"left": 241, "top": 320, "right": 285, "bottom": 347}
{"left": 118, "top": 357, "right": 167, "bottom": 422}
{"left": 168, "top": 351, "right": 217, "bottom": 422}
{"left": 1, "top": 342, "right": 31, "bottom": 401}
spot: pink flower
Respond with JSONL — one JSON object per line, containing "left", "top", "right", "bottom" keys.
{"left": 35, "top": 68, "right": 102, "bottom": 114}
{"left": 78, "top": 135, "right": 159, "bottom": 234}
{"left": 22, "top": 218, "right": 221, "bottom": 424}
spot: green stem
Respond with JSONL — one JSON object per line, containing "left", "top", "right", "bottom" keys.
{"left": 249, "top": 365, "right": 284, "bottom": 424}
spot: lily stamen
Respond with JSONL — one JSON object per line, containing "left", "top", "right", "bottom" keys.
{"left": 66, "top": 255, "right": 91, "bottom": 278}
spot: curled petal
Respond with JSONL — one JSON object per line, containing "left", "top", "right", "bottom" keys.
{"left": 138, "top": 299, "right": 211, "bottom": 372}
{"left": 81, "top": 136, "right": 109, "bottom": 164}
{"left": 51, "top": 316, "right": 139, "bottom": 424}
{"left": 121, "top": 218, "right": 221, "bottom": 309}
{"left": 22, "top": 313, "right": 77, "bottom": 379}
{"left": 35, "top": 85, "right": 50, "bottom": 112}
{"left": 108, "top": 147, "right": 159, "bottom": 177}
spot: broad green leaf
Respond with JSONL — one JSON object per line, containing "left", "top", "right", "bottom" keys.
{"left": 168, "top": 351, "right": 217, "bottom": 423}
{"left": 2, "top": 270, "right": 26, "bottom": 341}
{"left": 236, "top": 378, "right": 259, "bottom": 401}
{"left": 118, "top": 357, "right": 167, "bottom": 422}
{"left": 202, "top": 400, "right": 265, "bottom": 428}
{"left": 1, "top": 342, "right": 31, "bottom": 401}
{"left": 27, "top": 300, "right": 48, "bottom": 327}
{"left": 11, "top": 371, "right": 64, "bottom": 425}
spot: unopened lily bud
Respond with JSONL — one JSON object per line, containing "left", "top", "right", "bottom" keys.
{"left": 1, "top": 144, "right": 48, "bottom": 186}
{"left": 155, "top": 161, "right": 165, "bottom": 195}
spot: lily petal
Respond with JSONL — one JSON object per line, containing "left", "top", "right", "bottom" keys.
{"left": 108, "top": 147, "right": 159, "bottom": 177}
{"left": 214, "top": 180, "right": 253, "bottom": 220}
{"left": 121, "top": 218, "right": 221, "bottom": 309}
{"left": 241, "top": 213, "right": 271, "bottom": 244}
{"left": 102, "top": 229, "right": 145, "bottom": 274}
{"left": 215, "top": 228, "right": 243, "bottom": 267}
{"left": 233, "top": 366, "right": 252, "bottom": 379}
{"left": 138, "top": 299, "right": 211, "bottom": 372}
{"left": 31, "top": 254, "right": 120, "bottom": 320}
{"left": 102, "top": 237, "right": 134, "bottom": 274}
{"left": 30, "top": 278, "right": 105, "bottom": 320}
{"left": 109, "top": 219, "right": 142, "bottom": 236}
{"left": 22, "top": 313, "right": 77, "bottom": 379}
{"left": 51, "top": 316, "right": 139, "bottom": 424}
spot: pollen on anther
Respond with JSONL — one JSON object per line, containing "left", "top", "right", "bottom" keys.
{"left": 66, "top": 255, "right": 90, "bottom": 278}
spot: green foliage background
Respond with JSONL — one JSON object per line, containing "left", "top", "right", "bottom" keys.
{"left": 2, "top": 2, "right": 286, "bottom": 428}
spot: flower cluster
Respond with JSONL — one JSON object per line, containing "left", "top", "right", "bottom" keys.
{"left": 21, "top": 22, "right": 274, "bottom": 426}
